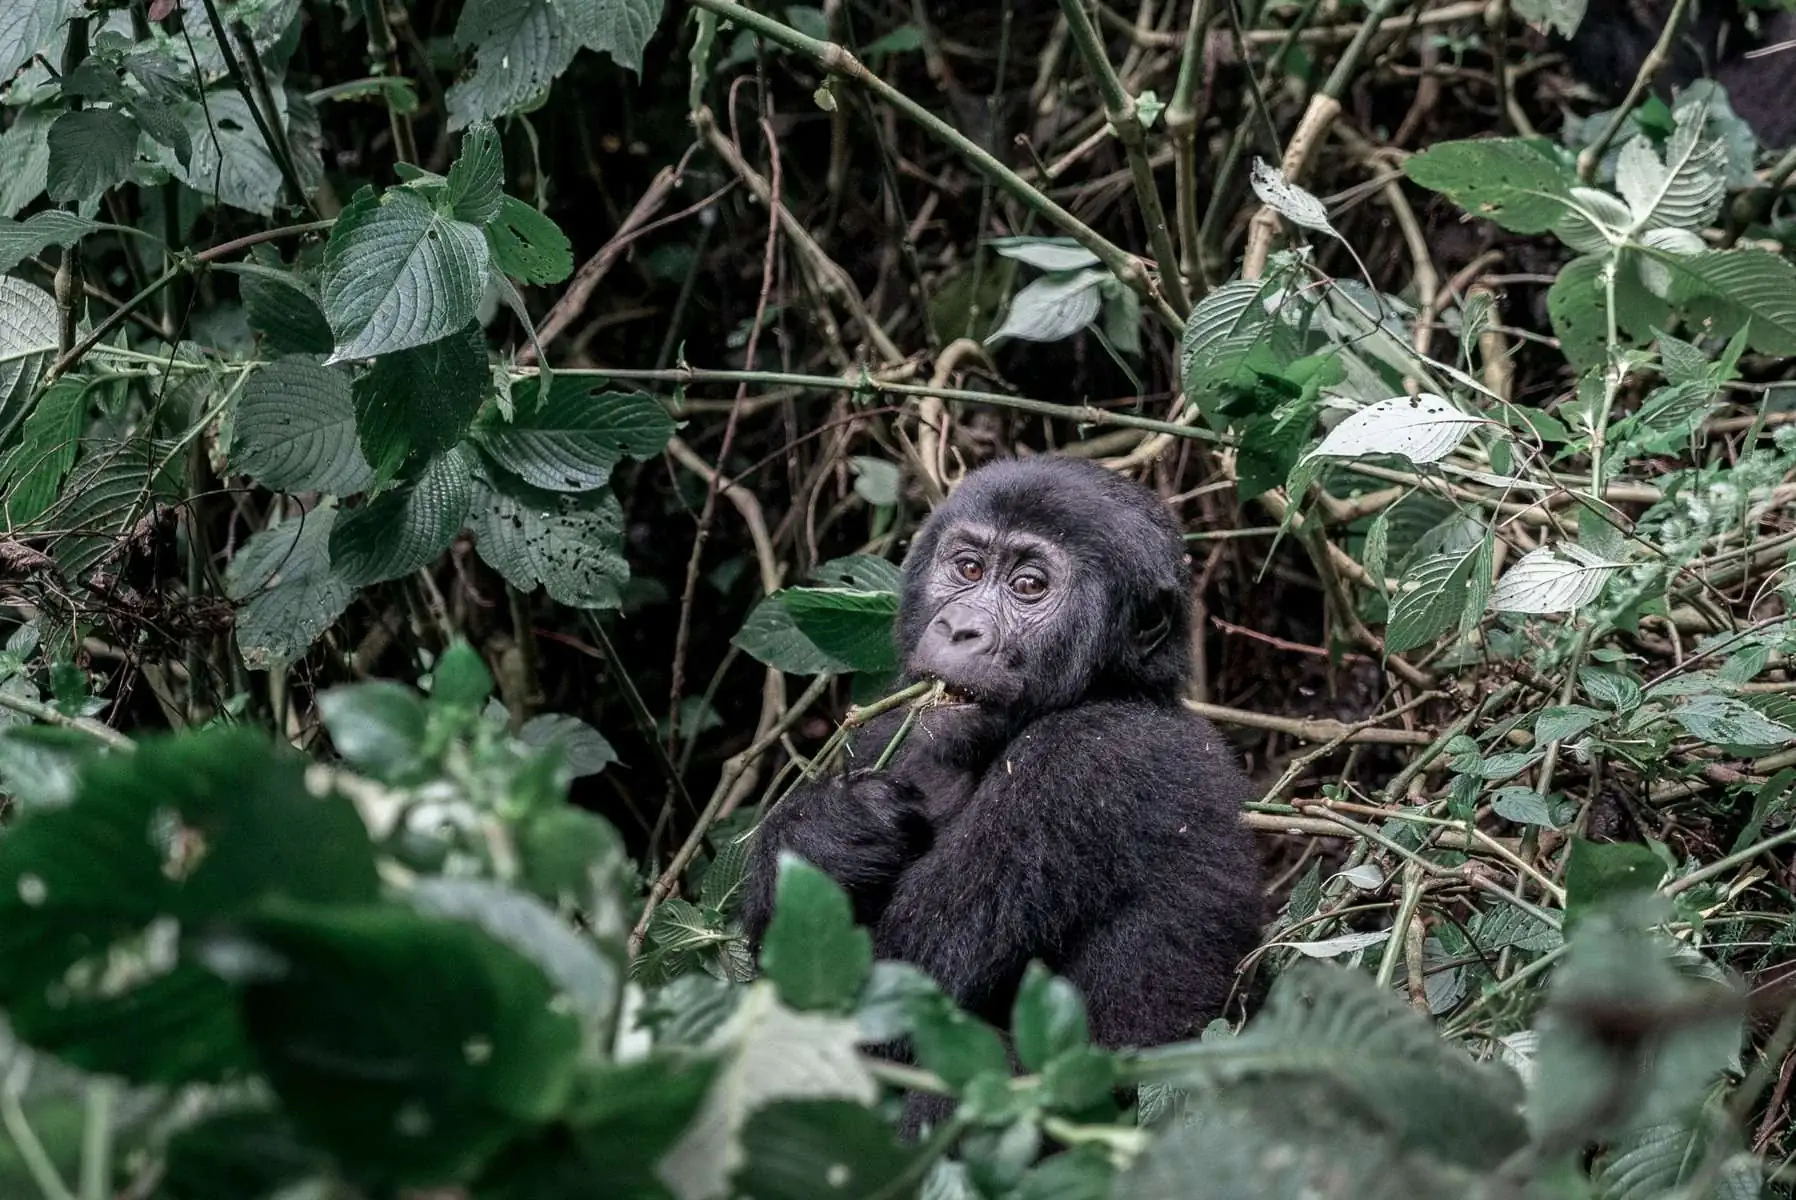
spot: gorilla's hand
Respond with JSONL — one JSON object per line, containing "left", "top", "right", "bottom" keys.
{"left": 740, "top": 770, "right": 932, "bottom": 943}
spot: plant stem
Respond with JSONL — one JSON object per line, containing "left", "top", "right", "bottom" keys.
{"left": 1575, "top": 0, "right": 1693, "bottom": 181}
{"left": 1166, "top": 0, "right": 1216, "bottom": 294}
{"left": 684, "top": 0, "right": 1181, "bottom": 332}
{"left": 199, "top": 0, "right": 314, "bottom": 211}
{"left": 0, "top": 690, "right": 136, "bottom": 751}
{"left": 1054, "top": 0, "right": 1187, "bottom": 314}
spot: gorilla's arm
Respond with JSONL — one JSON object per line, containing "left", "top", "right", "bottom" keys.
{"left": 738, "top": 715, "right": 933, "bottom": 946}
{"left": 872, "top": 709, "right": 1146, "bottom": 1016}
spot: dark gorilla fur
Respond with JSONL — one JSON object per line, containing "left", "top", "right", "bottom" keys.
{"left": 740, "top": 456, "right": 1263, "bottom": 1132}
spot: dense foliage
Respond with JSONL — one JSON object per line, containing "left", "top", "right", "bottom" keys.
{"left": 2, "top": 0, "right": 1796, "bottom": 1197}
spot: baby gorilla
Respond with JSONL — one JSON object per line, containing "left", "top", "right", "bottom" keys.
{"left": 741, "top": 456, "right": 1262, "bottom": 1117}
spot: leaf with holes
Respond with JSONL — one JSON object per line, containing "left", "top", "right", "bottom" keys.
{"left": 224, "top": 502, "right": 355, "bottom": 670}
{"left": 1403, "top": 138, "right": 1577, "bottom": 234}
{"left": 1250, "top": 158, "right": 1336, "bottom": 236}
{"left": 0, "top": 276, "right": 57, "bottom": 436}
{"left": 468, "top": 471, "right": 630, "bottom": 609}
{"left": 0, "top": 210, "right": 96, "bottom": 273}
{"left": 353, "top": 323, "right": 491, "bottom": 481}
{"left": 328, "top": 447, "right": 475, "bottom": 586}
{"left": 230, "top": 357, "right": 375, "bottom": 496}
{"left": 1489, "top": 543, "right": 1621, "bottom": 615}
{"left": 320, "top": 188, "right": 489, "bottom": 362}
{"left": 485, "top": 195, "right": 574, "bottom": 285}
{"left": 473, "top": 378, "right": 674, "bottom": 493}
{"left": 987, "top": 269, "right": 1108, "bottom": 344}
{"left": 446, "top": 0, "right": 579, "bottom": 128}
{"left": 150, "top": 89, "right": 307, "bottom": 217}
{"left": 1668, "top": 695, "right": 1796, "bottom": 748}
{"left": 1309, "top": 394, "right": 1485, "bottom": 464}
{"left": 445, "top": 120, "right": 504, "bottom": 225}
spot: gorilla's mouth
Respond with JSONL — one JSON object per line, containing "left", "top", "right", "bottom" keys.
{"left": 929, "top": 680, "right": 980, "bottom": 708}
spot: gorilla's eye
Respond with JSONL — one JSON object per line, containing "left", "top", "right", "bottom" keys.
{"left": 953, "top": 556, "right": 984, "bottom": 583}
{"left": 1010, "top": 571, "right": 1047, "bottom": 599}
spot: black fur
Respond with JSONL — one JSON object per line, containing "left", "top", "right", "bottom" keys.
{"left": 740, "top": 457, "right": 1263, "bottom": 1131}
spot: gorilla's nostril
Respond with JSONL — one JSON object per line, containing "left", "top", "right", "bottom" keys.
{"left": 948, "top": 626, "right": 981, "bottom": 644}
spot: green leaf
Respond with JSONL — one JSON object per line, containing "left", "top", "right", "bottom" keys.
{"left": 1563, "top": 837, "right": 1666, "bottom": 922}
{"left": 1615, "top": 110, "right": 1726, "bottom": 233}
{"left": 1580, "top": 668, "right": 1642, "bottom": 713}
{"left": 160, "top": 1107, "right": 333, "bottom": 1200}
{"left": 1, "top": 377, "right": 84, "bottom": 525}
{"left": 558, "top": 0, "right": 667, "bottom": 72}
{"left": 908, "top": 992, "right": 1009, "bottom": 1090}
{"left": 1012, "top": 963, "right": 1090, "bottom": 1071}
{"left": 1491, "top": 788, "right": 1555, "bottom": 827}
{"left": 223, "top": 501, "right": 355, "bottom": 670}
{"left": 0, "top": 209, "right": 96, "bottom": 273}
{"left": 735, "top": 1100, "right": 915, "bottom": 1200}
{"left": 230, "top": 261, "right": 335, "bottom": 356}
{"left": 1180, "top": 277, "right": 1284, "bottom": 405}
{"left": 473, "top": 379, "right": 674, "bottom": 492}
{"left": 0, "top": 104, "right": 54, "bottom": 220}
{"left": 1132, "top": 963, "right": 1528, "bottom": 1170}
{"left": 486, "top": 194, "right": 575, "bottom": 285}
{"left": 1659, "top": 248, "right": 1796, "bottom": 356}
{"left": 1402, "top": 138, "right": 1577, "bottom": 233}
{"left": 1385, "top": 536, "right": 1491, "bottom": 654}
{"left": 230, "top": 356, "right": 376, "bottom": 495}
{"left": 432, "top": 639, "right": 494, "bottom": 709}
{"left": 328, "top": 445, "right": 476, "bottom": 585}
{"left": 468, "top": 471, "right": 630, "bottom": 608}
{"left": 446, "top": 0, "right": 665, "bottom": 129}
{"left": 353, "top": 323, "right": 491, "bottom": 480}
{"left": 319, "top": 681, "right": 430, "bottom": 782}
{"left": 849, "top": 455, "right": 900, "bottom": 507}
{"left": 44, "top": 107, "right": 138, "bottom": 203}
{"left": 0, "top": 275, "right": 58, "bottom": 436}
{"left": 224, "top": 901, "right": 583, "bottom": 1187}
{"left": 812, "top": 553, "right": 903, "bottom": 593}
{"left": 0, "top": 727, "right": 377, "bottom": 1082}
{"left": 734, "top": 595, "right": 853, "bottom": 676}
{"left": 759, "top": 854, "right": 873, "bottom": 1014}
{"left": 445, "top": 120, "right": 505, "bottom": 224}
{"left": 518, "top": 713, "right": 617, "bottom": 777}
{"left": 779, "top": 588, "right": 899, "bottom": 675}
{"left": 1667, "top": 693, "right": 1795, "bottom": 747}
{"left": 1535, "top": 704, "right": 1604, "bottom": 744}
{"left": 0, "top": 1, "right": 82, "bottom": 88}
{"left": 33, "top": 438, "right": 181, "bottom": 580}
{"left": 321, "top": 187, "right": 490, "bottom": 362}
{"left": 1549, "top": 255, "right": 1671, "bottom": 372}
{"left": 153, "top": 89, "right": 311, "bottom": 217}
{"left": 1235, "top": 396, "right": 1318, "bottom": 501}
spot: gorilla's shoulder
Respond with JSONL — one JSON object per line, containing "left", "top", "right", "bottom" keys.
{"left": 1005, "top": 701, "right": 1252, "bottom": 805}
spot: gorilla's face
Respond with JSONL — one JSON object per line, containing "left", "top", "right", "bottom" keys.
{"left": 907, "top": 520, "right": 1082, "bottom": 714}
{"left": 894, "top": 456, "right": 1194, "bottom": 760}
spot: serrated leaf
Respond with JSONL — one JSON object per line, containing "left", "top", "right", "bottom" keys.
{"left": 759, "top": 855, "right": 872, "bottom": 1014}
{"left": 559, "top": 0, "right": 668, "bottom": 74}
{"left": 733, "top": 596, "right": 852, "bottom": 676}
{"left": 468, "top": 471, "right": 630, "bottom": 608}
{"left": 986, "top": 269, "right": 1108, "bottom": 344}
{"left": 812, "top": 554, "right": 902, "bottom": 594}
{"left": 353, "top": 324, "right": 490, "bottom": 480}
{"left": 735, "top": 1100, "right": 914, "bottom": 1200}
{"left": 0, "top": 104, "right": 54, "bottom": 220}
{"left": 1548, "top": 254, "right": 1672, "bottom": 372}
{"left": 224, "top": 502, "right": 355, "bottom": 670}
{"left": 987, "top": 236, "right": 1101, "bottom": 272}
{"left": 473, "top": 378, "right": 673, "bottom": 492}
{"left": 231, "top": 356, "right": 375, "bottom": 496}
{"left": 0, "top": 1, "right": 82, "bottom": 88}
{"left": 1386, "top": 537, "right": 1491, "bottom": 653}
{"left": 1554, "top": 186, "right": 1632, "bottom": 254}
{"left": 328, "top": 446, "right": 475, "bottom": 585}
{"left": 1492, "top": 788, "right": 1556, "bottom": 826}
{"left": 1581, "top": 669, "right": 1642, "bottom": 713}
{"left": 1403, "top": 138, "right": 1577, "bottom": 233}
{"left": 485, "top": 194, "right": 574, "bottom": 285}
{"left": 445, "top": 120, "right": 504, "bottom": 225}
{"left": 1309, "top": 394, "right": 1483, "bottom": 464}
{"left": 32, "top": 438, "right": 181, "bottom": 580}
{"left": 1658, "top": 248, "right": 1796, "bottom": 356}
{"left": 1489, "top": 543, "right": 1620, "bottom": 614}
{"left": 778, "top": 588, "right": 899, "bottom": 675}
{"left": 321, "top": 188, "right": 489, "bottom": 362}
{"left": 446, "top": 0, "right": 579, "bottom": 129}
{"left": 1180, "top": 276, "right": 1284, "bottom": 401}
{"left": 44, "top": 106, "right": 138, "bottom": 204}
{"left": 1536, "top": 704, "right": 1604, "bottom": 744}
{"left": 228, "top": 261, "right": 334, "bottom": 356}
{"left": 0, "top": 209, "right": 96, "bottom": 273}
{"left": 659, "top": 984, "right": 878, "bottom": 1200}
{"left": 1668, "top": 694, "right": 1795, "bottom": 747}
{"left": 1615, "top": 108, "right": 1726, "bottom": 234}
{"left": 0, "top": 274, "right": 58, "bottom": 435}
{"left": 1250, "top": 157, "right": 1336, "bottom": 236}
{"left": 1, "top": 376, "right": 83, "bottom": 525}
{"left": 152, "top": 89, "right": 309, "bottom": 217}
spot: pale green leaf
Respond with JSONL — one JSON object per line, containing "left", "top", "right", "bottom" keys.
{"left": 1386, "top": 537, "right": 1490, "bottom": 653}
{"left": 1403, "top": 139, "right": 1577, "bottom": 234}
{"left": 986, "top": 236, "right": 1100, "bottom": 272}
{"left": 0, "top": 275, "right": 58, "bottom": 437}
{"left": 0, "top": 0, "right": 82, "bottom": 89}
{"left": 1489, "top": 543, "right": 1621, "bottom": 614}
{"left": 987, "top": 269, "right": 1107, "bottom": 344}
{"left": 1659, "top": 248, "right": 1796, "bottom": 357}
{"left": 446, "top": 0, "right": 580, "bottom": 129}
{"left": 0, "top": 210, "right": 97, "bottom": 273}
{"left": 0, "top": 104, "right": 54, "bottom": 219}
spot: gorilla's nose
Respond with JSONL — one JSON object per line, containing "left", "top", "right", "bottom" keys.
{"left": 928, "top": 601, "right": 994, "bottom": 660}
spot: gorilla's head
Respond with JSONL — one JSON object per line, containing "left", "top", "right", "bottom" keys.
{"left": 896, "top": 456, "right": 1192, "bottom": 751}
